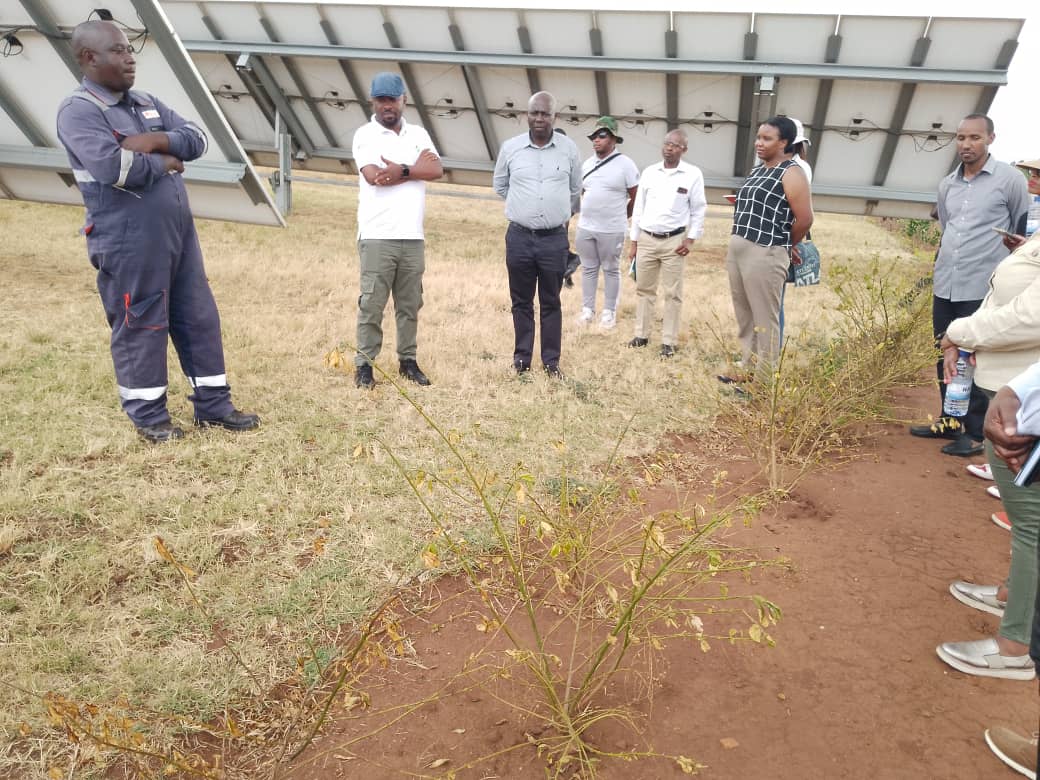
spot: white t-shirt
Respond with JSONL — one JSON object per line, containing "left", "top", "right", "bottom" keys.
{"left": 793, "top": 154, "right": 813, "bottom": 184}
{"left": 352, "top": 116, "right": 438, "bottom": 240}
{"left": 578, "top": 152, "right": 640, "bottom": 234}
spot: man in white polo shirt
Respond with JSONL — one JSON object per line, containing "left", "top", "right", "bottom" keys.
{"left": 351, "top": 72, "right": 443, "bottom": 389}
{"left": 626, "top": 129, "right": 707, "bottom": 357}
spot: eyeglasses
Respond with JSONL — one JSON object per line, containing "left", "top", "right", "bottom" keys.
{"left": 1029, "top": 170, "right": 1040, "bottom": 179}
{"left": 662, "top": 141, "right": 685, "bottom": 150}
{"left": 591, "top": 130, "right": 612, "bottom": 139}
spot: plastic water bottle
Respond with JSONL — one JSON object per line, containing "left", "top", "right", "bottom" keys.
{"left": 1026, "top": 194, "right": 1040, "bottom": 238}
{"left": 943, "top": 349, "right": 975, "bottom": 417}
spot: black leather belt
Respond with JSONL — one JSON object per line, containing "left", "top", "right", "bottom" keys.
{"left": 510, "top": 222, "right": 566, "bottom": 237}
{"left": 642, "top": 227, "right": 686, "bottom": 239}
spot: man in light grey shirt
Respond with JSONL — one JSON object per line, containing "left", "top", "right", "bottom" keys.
{"left": 910, "top": 113, "right": 1030, "bottom": 456}
{"left": 493, "top": 91, "right": 581, "bottom": 377}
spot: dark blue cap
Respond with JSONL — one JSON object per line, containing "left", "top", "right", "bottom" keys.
{"left": 370, "top": 72, "right": 405, "bottom": 98}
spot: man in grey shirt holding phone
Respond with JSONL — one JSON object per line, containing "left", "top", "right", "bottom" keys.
{"left": 910, "top": 113, "right": 1030, "bottom": 457}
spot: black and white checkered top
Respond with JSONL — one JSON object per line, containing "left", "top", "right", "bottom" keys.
{"left": 731, "top": 159, "right": 796, "bottom": 248}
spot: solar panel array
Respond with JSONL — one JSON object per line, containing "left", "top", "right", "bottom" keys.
{"left": 0, "top": 0, "right": 283, "bottom": 226}
{"left": 0, "top": 2, "right": 1024, "bottom": 220}
{"left": 163, "top": 2, "right": 1023, "bottom": 218}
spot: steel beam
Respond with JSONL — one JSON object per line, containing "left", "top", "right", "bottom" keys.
{"left": 201, "top": 13, "right": 277, "bottom": 130}
{"left": 0, "top": 82, "right": 50, "bottom": 147}
{"left": 449, "top": 22, "right": 497, "bottom": 159}
{"left": 0, "top": 143, "right": 247, "bottom": 185}
{"left": 243, "top": 54, "right": 316, "bottom": 157}
{"left": 178, "top": 38, "right": 1009, "bottom": 86}
{"left": 809, "top": 32, "right": 842, "bottom": 165}
{"left": 733, "top": 31, "right": 758, "bottom": 176}
{"left": 380, "top": 19, "right": 443, "bottom": 153}
{"left": 318, "top": 16, "right": 371, "bottom": 122}
{"left": 873, "top": 35, "right": 930, "bottom": 187}
{"left": 517, "top": 25, "right": 541, "bottom": 94}
{"left": 18, "top": 0, "right": 78, "bottom": 76}
{"left": 589, "top": 27, "right": 609, "bottom": 117}
{"left": 258, "top": 15, "right": 338, "bottom": 149}
{"left": 975, "top": 38, "right": 1018, "bottom": 117}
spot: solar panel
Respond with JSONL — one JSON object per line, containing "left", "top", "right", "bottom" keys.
{"left": 2, "top": 3, "right": 1024, "bottom": 219}
{"left": 0, "top": 0, "right": 284, "bottom": 226}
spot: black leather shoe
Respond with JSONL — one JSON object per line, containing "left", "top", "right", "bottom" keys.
{"left": 514, "top": 361, "right": 531, "bottom": 375}
{"left": 355, "top": 364, "right": 375, "bottom": 389}
{"left": 544, "top": 364, "right": 564, "bottom": 379}
{"left": 399, "top": 359, "right": 431, "bottom": 386}
{"left": 942, "top": 436, "right": 984, "bottom": 457}
{"left": 195, "top": 409, "right": 260, "bottom": 431}
{"left": 628, "top": 337, "right": 649, "bottom": 348}
{"left": 909, "top": 420, "right": 961, "bottom": 440}
{"left": 660, "top": 344, "right": 675, "bottom": 358}
{"left": 136, "top": 421, "right": 184, "bottom": 443}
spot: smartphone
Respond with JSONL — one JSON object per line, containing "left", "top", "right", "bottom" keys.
{"left": 992, "top": 226, "right": 1015, "bottom": 238}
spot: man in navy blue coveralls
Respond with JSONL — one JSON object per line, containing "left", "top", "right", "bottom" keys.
{"left": 57, "top": 21, "right": 257, "bottom": 442}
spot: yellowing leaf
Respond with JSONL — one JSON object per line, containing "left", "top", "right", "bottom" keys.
{"left": 605, "top": 584, "right": 619, "bottom": 604}
{"left": 516, "top": 483, "right": 526, "bottom": 504}
{"left": 749, "top": 624, "right": 764, "bottom": 643}
{"left": 421, "top": 547, "right": 440, "bottom": 569}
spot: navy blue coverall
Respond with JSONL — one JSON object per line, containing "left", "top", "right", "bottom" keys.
{"left": 56, "top": 78, "right": 234, "bottom": 427}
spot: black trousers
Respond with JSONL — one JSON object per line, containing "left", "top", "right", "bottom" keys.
{"left": 932, "top": 295, "right": 987, "bottom": 440}
{"left": 505, "top": 224, "right": 568, "bottom": 369}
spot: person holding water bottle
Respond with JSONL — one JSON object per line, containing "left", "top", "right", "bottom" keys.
{"left": 934, "top": 229, "right": 1040, "bottom": 679}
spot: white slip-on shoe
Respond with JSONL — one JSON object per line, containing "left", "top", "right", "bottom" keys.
{"left": 993, "top": 511, "right": 1012, "bottom": 531}
{"left": 988, "top": 485, "right": 1002, "bottom": 499}
{"left": 967, "top": 462, "right": 994, "bottom": 480}
{"left": 599, "top": 309, "right": 617, "bottom": 330}
{"left": 936, "top": 638, "right": 1035, "bottom": 680}
{"left": 949, "top": 581, "right": 1006, "bottom": 616}
{"left": 577, "top": 307, "right": 595, "bottom": 325}
{"left": 985, "top": 725, "right": 1038, "bottom": 779}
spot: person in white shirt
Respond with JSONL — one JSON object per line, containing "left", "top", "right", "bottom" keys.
{"left": 790, "top": 118, "right": 813, "bottom": 184}
{"left": 351, "top": 72, "right": 443, "bottom": 389}
{"left": 575, "top": 116, "right": 639, "bottom": 331}
{"left": 626, "top": 130, "right": 707, "bottom": 357}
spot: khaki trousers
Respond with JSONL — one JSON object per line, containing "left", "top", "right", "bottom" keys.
{"left": 633, "top": 232, "right": 685, "bottom": 346}
{"left": 725, "top": 234, "right": 789, "bottom": 374}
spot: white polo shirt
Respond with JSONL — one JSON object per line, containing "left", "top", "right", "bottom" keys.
{"left": 352, "top": 116, "right": 438, "bottom": 240}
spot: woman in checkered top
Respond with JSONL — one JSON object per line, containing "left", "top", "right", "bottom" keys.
{"left": 724, "top": 115, "right": 813, "bottom": 381}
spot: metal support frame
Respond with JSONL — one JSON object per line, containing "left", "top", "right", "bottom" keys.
{"left": 873, "top": 35, "right": 931, "bottom": 187}
{"left": 381, "top": 19, "right": 444, "bottom": 153}
{"left": 269, "top": 111, "right": 292, "bottom": 215}
{"left": 258, "top": 14, "right": 339, "bottom": 150}
{"left": 517, "top": 25, "right": 541, "bottom": 94}
{"left": 664, "top": 29, "right": 678, "bottom": 131}
{"left": 18, "top": 0, "right": 78, "bottom": 76}
{"left": 179, "top": 38, "right": 1010, "bottom": 86}
{"left": 201, "top": 14, "right": 277, "bottom": 131}
{"left": 809, "top": 32, "right": 842, "bottom": 166}
{"left": 238, "top": 54, "right": 316, "bottom": 157}
{"left": 318, "top": 15, "right": 371, "bottom": 122}
{"left": 975, "top": 38, "right": 1018, "bottom": 117}
{"left": 0, "top": 82, "right": 50, "bottom": 146}
{"left": 734, "top": 31, "right": 758, "bottom": 176}
{"left": 448, "top": 21, "right": 498, "bottom": 159}
{"left": 589, "top": 27, "right": 609, "bottom": 117}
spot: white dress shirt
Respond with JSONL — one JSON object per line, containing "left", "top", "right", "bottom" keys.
{"left": 628, "top": 159, "right": 707, "bottom": 242}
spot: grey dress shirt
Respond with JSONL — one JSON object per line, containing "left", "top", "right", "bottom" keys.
{"left": 934, "top": 155, "right": 1031, "bottom": 301}
{"left": 493, "top": 132, "right": 581, "bottom": 230}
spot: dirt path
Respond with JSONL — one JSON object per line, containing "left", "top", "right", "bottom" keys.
{"left": 283, "top": 383, "right": 1036, "bottom": 779}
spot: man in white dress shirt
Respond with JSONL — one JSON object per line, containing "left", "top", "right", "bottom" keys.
{"left": 626, "top": 129, "right": 707, "bottom": 357}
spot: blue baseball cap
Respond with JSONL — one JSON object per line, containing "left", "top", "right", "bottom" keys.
{"left": 370, "top": 72, "right": 405, "bottom": 98}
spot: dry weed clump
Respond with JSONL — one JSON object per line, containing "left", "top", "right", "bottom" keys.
{"left": 724, "top": 255, "right": 935, "bottom": 493}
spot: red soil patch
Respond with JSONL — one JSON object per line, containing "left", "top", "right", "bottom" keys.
{"left": 278, "top": 383, "right": 1035, "bottom": 779}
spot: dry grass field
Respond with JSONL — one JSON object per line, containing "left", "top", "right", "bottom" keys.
{"left": 0, "top": 176, "right": 927, "bottom": 777}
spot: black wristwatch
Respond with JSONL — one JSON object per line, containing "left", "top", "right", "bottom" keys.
{"left": 400, "top": 165, "right": 410, "bottom": 179}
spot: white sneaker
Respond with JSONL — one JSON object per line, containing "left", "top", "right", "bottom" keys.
{"left": 988, "top": 485, "right": 1001, "bottom": 499}
{"left": 967, "top": 462, "right": 994, "bottom": 480}
{"left": 985, "top": 726, "right": 1038, "bottom": 779}
{"left": 599, "top": 309, "right": 617, "bottom": 330}
{"left": 577, "top": 307, "right": 595, "bottom": 325}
